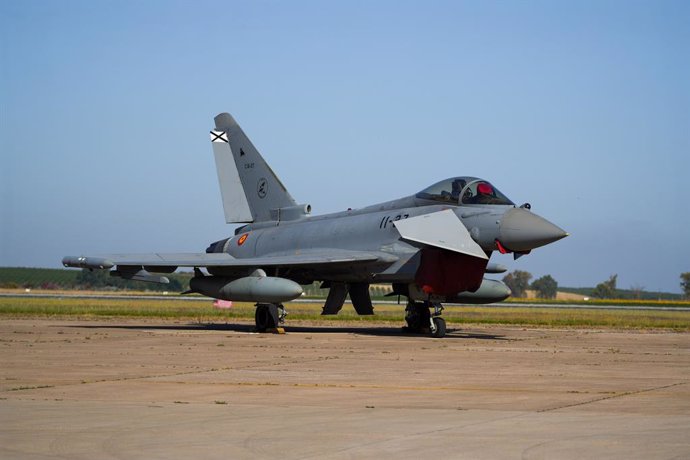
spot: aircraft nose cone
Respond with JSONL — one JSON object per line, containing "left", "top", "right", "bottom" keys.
{"left": 499, "top": 208, "right": 568, "bottom": 252}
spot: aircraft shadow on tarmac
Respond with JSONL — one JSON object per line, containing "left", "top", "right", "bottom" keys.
{"left": 65, "top": 323, "right": 507, "bottom": 340}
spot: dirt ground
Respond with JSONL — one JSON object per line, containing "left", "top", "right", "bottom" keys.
{"left": 1, "top": 318, "right": 688, "bottom": 459}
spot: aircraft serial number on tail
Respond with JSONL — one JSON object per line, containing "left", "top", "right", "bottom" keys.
{"left": 379, "top": 214, "right": 410, "bottom": 229}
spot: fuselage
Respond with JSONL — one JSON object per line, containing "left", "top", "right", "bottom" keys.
{"left": 202, "top": 176, "right": 567, "bottom": 305}
{"left": 209, "top": 193, "right": 562, "bottom": 284}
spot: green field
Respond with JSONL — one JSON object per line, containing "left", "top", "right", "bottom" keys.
{"left": 0, "top": 267, "right": 79, "bottom": 288}
{"left": 504, "top": 297, "right": 690, "bottom": 308}
{"left": 1, "top": 297, "right": 688, "bottom": 330}
{"left": 558, "top": 286, "right": 684, "bottom": 301}
{"left": 0, "top": 267, "right": 192, "bottom": 291}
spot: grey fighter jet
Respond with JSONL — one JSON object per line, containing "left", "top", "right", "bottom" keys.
{"left": 63, "top": 113, "right": 567, "bottom": 337}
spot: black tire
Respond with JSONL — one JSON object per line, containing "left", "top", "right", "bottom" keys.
{"left": 255, "top": 304, "right": 279, "bottom": 332}
{"left": 404, "top": 302, "right": 430, "bottom": 332}
{"left": 431, "top": 317, "right": 446, "bottom": 338}
{"left": 404, "top": 312, "right": 421, "bottom": 332}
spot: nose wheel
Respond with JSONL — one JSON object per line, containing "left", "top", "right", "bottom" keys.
{"left": 404, "top": 301, "right": 447, "bottom": 338}
{"left": 430, "top": 316, "right": 446, "bottom": 338}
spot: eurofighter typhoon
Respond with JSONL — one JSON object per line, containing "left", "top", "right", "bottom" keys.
{"left": 63, "top": 113, "right": 567, "bottom": 337}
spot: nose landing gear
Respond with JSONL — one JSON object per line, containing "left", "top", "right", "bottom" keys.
{"left": 404, "top": 301, "right": 447, "bottom": 338}
{"left": 254, "top": 303, "right": 287, "bottom": 333}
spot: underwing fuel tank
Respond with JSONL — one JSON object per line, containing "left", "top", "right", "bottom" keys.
{"left": 407, "top": 278, "right": 511, "bottom": 304}
{"left": 447, "top": 279, "right": 511, "bottom": 304}
{"left": 189, "top": 271, "right": 303, "bottom": 303}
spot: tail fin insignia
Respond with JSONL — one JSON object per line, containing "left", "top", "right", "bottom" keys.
{"left": 210, "top": 130, "right": 229, "bottom": 143}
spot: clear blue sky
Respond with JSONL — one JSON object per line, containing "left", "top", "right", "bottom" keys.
{"left": 2, "top": 1, "right": 688, "bottom": 293}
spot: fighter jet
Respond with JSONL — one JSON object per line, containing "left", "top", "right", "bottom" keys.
{"left": 63, "top": 113, "right": 567, "bottom": 337}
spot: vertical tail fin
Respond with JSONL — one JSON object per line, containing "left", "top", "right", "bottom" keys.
{"left": 210, "top": 113, "right": 297, "bottom": 223}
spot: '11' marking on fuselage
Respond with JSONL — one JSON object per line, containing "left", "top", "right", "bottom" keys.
{"left": 380, "top": 214, "right": 409, "bottom": 229}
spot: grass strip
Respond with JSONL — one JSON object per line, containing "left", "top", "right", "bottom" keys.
{"left": 1, "top": 297, "right": 689, "bottom": 330}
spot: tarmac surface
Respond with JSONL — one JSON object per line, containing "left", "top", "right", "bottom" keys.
{"left": 1, "top": 318, "right": 689, "bottom": 459}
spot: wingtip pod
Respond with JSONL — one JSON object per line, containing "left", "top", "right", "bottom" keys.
{"left": 62, "top": 256, "right": 114, "bottom": 270}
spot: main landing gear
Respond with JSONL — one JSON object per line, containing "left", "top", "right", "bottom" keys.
{"left": 254, "top": 303, "right": 287, "bottom": 333}
{"left": 404, "top": 301, "right": 446, "bottom": 338}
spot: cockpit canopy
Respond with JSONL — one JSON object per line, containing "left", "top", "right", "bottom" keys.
{"left": 416, "top": 177, "right": 514, "bottom": 206}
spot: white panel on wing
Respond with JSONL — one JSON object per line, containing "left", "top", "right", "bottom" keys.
{"left": 393, "top": 209, "right": 488, "bottom": 260}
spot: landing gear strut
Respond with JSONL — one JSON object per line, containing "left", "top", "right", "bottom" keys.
{"left": 254, "top": 303, "right": 287, "bottom": 332}
{"left": 404, "top": 301, "right": 446, "bottom": 338}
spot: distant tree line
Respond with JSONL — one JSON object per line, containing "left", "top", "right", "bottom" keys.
{"left": 0, "top": 267, "right": 189, "bottom": 292}
{"left": 682, "top": 272, "right": 690, "bottom": 299}
{"left": 500, "top": 270, "right": 690, "bottom": 300}
{"left": 592, "top": 274, "right": 618, "bottom": 299}
{"left": 502, "top": 270, "right": 557, "bottom": 299}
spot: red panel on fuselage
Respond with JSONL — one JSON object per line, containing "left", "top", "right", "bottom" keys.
{"left": 414, "top": 248, "right": 487, "bottom": 295}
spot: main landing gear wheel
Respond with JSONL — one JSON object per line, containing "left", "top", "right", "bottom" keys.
{"left": 255, "top": 303, "right": 280, "bottom": 332}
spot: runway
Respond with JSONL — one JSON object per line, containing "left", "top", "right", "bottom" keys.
{"left": 1, "top": 318, "right": 688, "bottom": 459}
